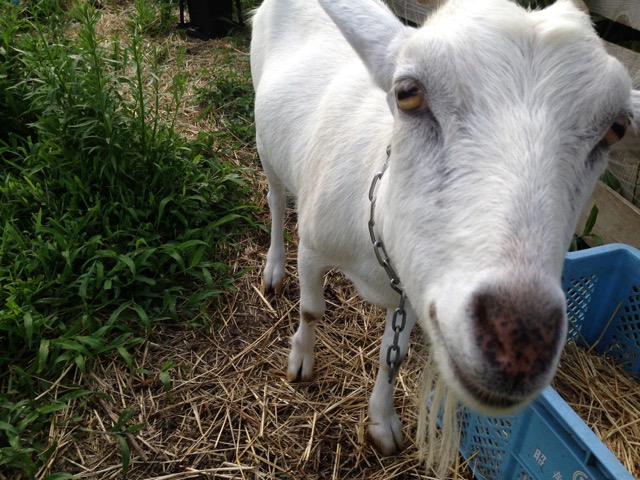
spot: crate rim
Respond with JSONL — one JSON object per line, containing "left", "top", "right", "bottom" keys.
{"left": 565, "top": 242, "right": 640, "bottom": 262}
{"left": 539, "top": 387, "right": 635, "bottom": 479}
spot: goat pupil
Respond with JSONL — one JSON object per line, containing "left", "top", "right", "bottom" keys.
{"left": 398, "top": 86, "right": 419, "bottom": 100}
{"left": 611, "top": 120, "right": 626, "bottom": 141}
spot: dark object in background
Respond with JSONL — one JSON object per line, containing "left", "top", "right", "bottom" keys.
{"left": 178, "top": 0, "right": 244, "bottom": 39}
{"left": 594, "top": 17, "right": 640, "bottom": 48}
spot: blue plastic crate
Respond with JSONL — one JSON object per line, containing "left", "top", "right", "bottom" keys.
{"left": 459, "top": 244, "right": 640, "bottom": 480}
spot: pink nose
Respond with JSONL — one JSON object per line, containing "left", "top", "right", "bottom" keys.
{"left": 470, "top": 281, "right": 566, "bottom": 395}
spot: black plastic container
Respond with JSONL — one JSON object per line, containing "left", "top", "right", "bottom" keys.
{"left": 181, "top": 0, "right": 241, "bottom": 39}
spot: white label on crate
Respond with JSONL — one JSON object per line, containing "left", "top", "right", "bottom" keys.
{"left": 573, "top": 472, "right": 589, "bottom": 480}
{"left": 533, "top": 449, "right": 547, "bottom": 466}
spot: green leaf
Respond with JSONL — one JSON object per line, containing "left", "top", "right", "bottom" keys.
{"left": 159, "top": 370, "right": 171, "bottom": 393}
{"left": 37, "top": 339, "right": 50, "bottom": 373}
{"left": 161, "top": 359, "right": 176, "bottom": 372}
{"left": 23, "top": 312, "right": 34, "bottom": 349}
{"left": 0, "top": 421, "right": 18, "bottom": 435}
{"left": 58, "top": 389, "right": 93, "bottom": 402}
{"left": 44, "top": 473, "right": 74, "bottom": 480}
{"left": 78, "top": 270, "right": 91, "bottom": 299}
{"left": 570, "top": 236, "right": 578, "bottom": 252}
{"left": 157, "top": 196, "right": 172, "bottom": 225}
{"left": 162, "top": 249, "right": 185, "bottom": 270}
{"left": 124, "top": 422, "right": 145, "bottom": 434}
{"left": 133, "top": 303, "right": 150, "bottom": 331}
{"left": 211, "top": 213, "right": 242, "bottom": 228}
{"left": 176, "top": 239, "right": 207, "bottom": 250}
{"left": 590, "top": 233, "right": 604, "bottom": 247}
{"left": 189, "top": 246, "right": 206, "bottom": 268}
{"left": 116, "top": 434, "right": 131, "bottom": 476}
{"left": 53, "top": 339, "right": 90, "bottom": 355}
{"left": 184, "top": 289, "right": 222, "bottom": 307}
{"left": 75, "top": 354, "right": 86, "bottom": 373}
{"left": 95, "top": 260, "right": 104, "bottom": 288}
{"left": 201, "top": 267, "right": 213, "bottom": 288}
{"left": 108, "top": 301, "right": 132, "bottom": 325}
{"left": 117, "top": 254, "right": 137, "bottom": 277}
{"left": 75, "top": 335, "right": 105, "bottom": 349}
{"left": 117, "top": 346, "right": 134, "bottom": 370}
{"left": 583, "top": 204, "right": 599, "bottom": 236}
{"left": 110, "top": 407, "right": 137, "bottom": 432}
{"left": 133, "top": 275, "right": 156, "bottom": 286}
{"left": 37, "top": 402, "right": 70, "bottom": 415}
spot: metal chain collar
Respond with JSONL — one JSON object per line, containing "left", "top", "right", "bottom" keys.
{"left": 367, "top": 146, "right": 408, "bottom": 384}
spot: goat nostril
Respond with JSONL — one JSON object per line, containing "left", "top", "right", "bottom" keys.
{"left": 470, "top": 285, "right": 565, "bottom": 389}
{"left": 473, "top": 292, "right": 510, "bottom": 363}
{"left": 473, "top": 294, "right": 508, "bottom": 363}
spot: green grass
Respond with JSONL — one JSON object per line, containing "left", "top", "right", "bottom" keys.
{"left": 0, "top": 1, "right": 257, "bottom": 477}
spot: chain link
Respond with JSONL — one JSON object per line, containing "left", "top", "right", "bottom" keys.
{"left": 368, "top": 145, "right": 408, "bottom": 383}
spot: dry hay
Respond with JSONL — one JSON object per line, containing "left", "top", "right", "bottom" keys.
{"left": 40, "top": 206, "right": 480, "bottom": 479}
{"left": 552, "top": 342, "right": 640, "bottom": 477}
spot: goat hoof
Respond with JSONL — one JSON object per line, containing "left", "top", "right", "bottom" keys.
{"left": 287, "top": 352, "right": 314, "bottom": 382}
{"left": 369, "top": 417, "right": 404, "bottom": 456}
{"left": 261, "top": 274, "right": 283, "bottom": 295}
{"left": 262, "top": 253, "right": 285, "bottom": 295}
{"left": 287, "top": 364, "right": 304, "bottom": 382}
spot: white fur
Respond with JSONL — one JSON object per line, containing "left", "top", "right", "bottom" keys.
{"left": 250, "top": 0, "right": 640, "bottom": 468}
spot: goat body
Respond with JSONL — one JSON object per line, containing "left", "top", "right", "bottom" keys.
{"left": 250, "top": 0, "right": 639, "bottom": 458}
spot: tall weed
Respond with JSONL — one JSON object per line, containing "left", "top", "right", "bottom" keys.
{"left": 0, "top": 1, "right": 254, "bottom": 476}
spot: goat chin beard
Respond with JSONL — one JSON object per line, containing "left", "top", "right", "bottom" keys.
{"left": 417, "top": 350, "right": 462, "bottom": 477}
{"left": 417, "top": 349, "right": 545, "bottom": 476}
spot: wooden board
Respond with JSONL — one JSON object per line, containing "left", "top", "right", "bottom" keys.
{"left": 577, "top": 181, "right": 640, "bottom": 248}
{"left": 585, "top": 0, "right": 640, "bottom": 30}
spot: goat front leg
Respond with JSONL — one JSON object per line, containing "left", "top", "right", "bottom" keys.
{"left": 287, "top": 243, "right": 327, "bottom": 382}
{"left": 368, "top": 304, "right": 417, "bottom": 455}
{"left": 261, "top": 160, "right": 287, "bottom": 294}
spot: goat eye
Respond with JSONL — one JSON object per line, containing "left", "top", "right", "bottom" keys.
{"left": 396, "top": 81, "right": 427, "bottom": 112}
{"left": 601, "top": 116, "right": 630, "bottom": 147}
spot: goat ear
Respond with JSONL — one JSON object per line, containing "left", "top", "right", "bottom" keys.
{"left": 318, "top": 0, "right": 412, "bottom": 92}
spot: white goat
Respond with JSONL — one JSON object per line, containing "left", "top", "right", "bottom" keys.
{"left": 250, "top": 0, "right": 639, "bottom": 464}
